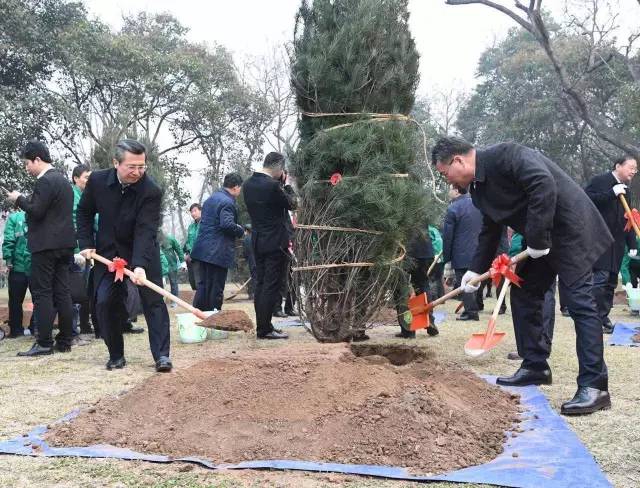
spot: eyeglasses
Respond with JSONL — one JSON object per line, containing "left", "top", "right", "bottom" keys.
{"left": 123, "top": 164, "right": 147, "bottom": 172}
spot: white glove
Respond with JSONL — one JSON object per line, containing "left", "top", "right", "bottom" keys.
{"left": 73, "top": 253, "right": 86, "bottom": 267}
{"left": 629, "top": 249, "right": 638, "bottom": 258}
{"left": 613, "top": 184, "right": 627, "bottom": 196}
{"left": 461, "top": 270, "right": 481, "bottom": 293}
{"left": 526, "top": 247, "right": 550, "bottom": 259}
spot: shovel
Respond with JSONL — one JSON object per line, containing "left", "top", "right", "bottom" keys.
{"left": 89, "top": 252, "right": 252, "bottom": 332}
{"left": 619, "top": 194, "right": 640, "bottom": 239}
{"left": 464, "top": 277, "right": 510, "bottom": 357}
{"left": 408, "top": 250, "right": 528, "bottom": 331}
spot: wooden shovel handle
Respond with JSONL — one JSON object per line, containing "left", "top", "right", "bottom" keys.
{"left": 428, "top": 250, "right": 528, "bottom": 310}
{"left": 619, "top": 194, "right": 640, "bottom": 240}
{"left": 426, "top": 252, "right": 443, "bottom": 277}
{"left": 90, "top": 252, "right": 207, "bottom": 320}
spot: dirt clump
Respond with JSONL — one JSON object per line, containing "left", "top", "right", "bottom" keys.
{"left": 46, "top": 343, "right": 520, "bottom": 474}
{"left": 199, "top": 309, "right": 253, "bottom": 332}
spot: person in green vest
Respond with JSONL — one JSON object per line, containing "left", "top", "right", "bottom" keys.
{"left": 1, "top": 209, "right": 34, "bottom": 337}
{"left": 183, "top": 203, "right": 201, "bottom": 291}
{"left": 428, "top": 224, "right": 444, "bottom": 299}
{"left": 619, "top": 235, "right": 640, "bottom": 316}
{"left": 160, "top": 230, "right": 184, "bottom": 306}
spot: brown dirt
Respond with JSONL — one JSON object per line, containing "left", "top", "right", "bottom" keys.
{"left": 0, "top": 306, "right": 32, "bottom": 327}
{"left": 46, "top": 343, "right": 520, "bottom": 474}
{"left": 632, "top": 333, "right": 640, "bottom": 343}
{"left": 199, "top": 309, "right": 253, "bottom": 331}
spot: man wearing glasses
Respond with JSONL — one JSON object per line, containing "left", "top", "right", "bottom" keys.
{"left": 431, "top": 136, "right": 612, "bottom": 416}
{"left": 76, "top": 139, "right": 172, "bottom": 372}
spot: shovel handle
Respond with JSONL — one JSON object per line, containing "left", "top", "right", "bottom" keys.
{"left": 482, "top": 277, "right": 511, "bottom": 348}
{"left": 426, "top": 252, "right": 443, "bottom": 277}
{"left": 619, "top": 194, "right": 640, "bottom": 240}
{"left": 89, "top": 252, "right": 207, "bottom": 320}
{"left": 428, "top": 250, "right": 528, "bottom": 310}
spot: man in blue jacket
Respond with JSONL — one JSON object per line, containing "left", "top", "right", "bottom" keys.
{"left": 442, "top": 184, "right": 483, "bottom": 321}
{"left": 191, "top": 173, "right": 245, "bottom": 311}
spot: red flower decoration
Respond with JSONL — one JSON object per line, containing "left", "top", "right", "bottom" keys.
{"left": 108, "top": 257, "right": 128, "bottom": 282}
{"left": 624, "top": 208, "right": 640, "bottom": 232}
{"left": 490, "top": 253, "right": 523, "bottom": 288}
{"left": 329, "top": 173, "right": 343, "bottom": 186}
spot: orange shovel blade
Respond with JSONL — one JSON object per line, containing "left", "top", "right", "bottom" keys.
{"left": 464, "top": 332, "right": 506, "bottom": 357}
{"left": 408, "top": 292, "right": 430, "bottom": 331}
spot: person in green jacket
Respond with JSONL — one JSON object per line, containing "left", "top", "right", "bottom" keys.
{"left": 428, "top": 224, "right": 444, "bottom": 299}
{"left": 160, "top": 230, "right": 184, "bottom": 305}
{"left": 1, "top": 210, "right": 33, "bottom": 337}
{"left": 183, "top": 203, "right": 201, "bottom": 291}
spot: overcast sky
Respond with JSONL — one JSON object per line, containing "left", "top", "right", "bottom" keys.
{"left": 80, "top": 0, "right": 639, "bottom": 212}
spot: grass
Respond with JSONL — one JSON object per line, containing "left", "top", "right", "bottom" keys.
{"left": 0, "top": 284, "right": 638, "bottom": 487}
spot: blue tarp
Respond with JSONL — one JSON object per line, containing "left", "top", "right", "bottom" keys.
{"left": 0, "top": 377, "right": 610, "bottom": 487}
{"left": 608, "top": 322, "right": 640, "bottom": 347}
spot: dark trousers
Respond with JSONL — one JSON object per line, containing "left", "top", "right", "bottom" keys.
{"left": 187, "top": 260, "right": 200, "bottom": 291}
{"left": 69, "top": 269, "right": 91, "bottom": 333}
{"left": 95, "top": 273, "right": 170, "bottom": 361}
{"left": 255, "top": 249, "right": 289, "bottom": 336}
{"left": 274, "top": 256, "right": 294, "bottom": 314}
{"left": 592, "top": 269, "right": 618, "bottom": 329}
{"left": 194, "top": 262, "right": 228, "bottom": 311}
{"left": 477, "top": 279, "right": 507, "bottom": 313}
{"left": 8, "top": 270, "right": 30, "bottom": 336}
{"left": 167, "top": 270, "right": 179, "bottom": 297}
{"left": 454, "top": 268, "right": 479, "bottom": 314}
{"left": 429, "top": 262, "right": 445, "bottom": 299}
{"left": 511, "top": 258, "right": 607, "bottom": 390}
{"left": 30, "top": 249, "right": 74, "bottom": 348}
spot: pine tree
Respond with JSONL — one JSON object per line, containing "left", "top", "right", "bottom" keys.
{"left": 291, "top": 0, "right": 438, "bottom": 341}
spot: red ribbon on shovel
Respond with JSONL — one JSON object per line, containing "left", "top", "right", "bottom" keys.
{"left": 490, "top": 254, "right": 523, "bottom": 288}
{"left": 624, "top": 208, "right": 640, "bottom": 233}
{"left": 108, "top": 257, "right": 128, "bottom": 282}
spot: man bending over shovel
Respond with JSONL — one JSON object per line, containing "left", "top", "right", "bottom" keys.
{"left": 432, "top": 137, "right": 612, "bottom": 416}
{"left": 77, "top": 139, "right": 172, "bottom": 372}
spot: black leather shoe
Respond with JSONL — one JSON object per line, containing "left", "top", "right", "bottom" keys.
{"left": 496, "top": 367, "right": 552, "bottom": 387}
{"left": 456, "top": 312, "right": 479, "bottom": 321}
{"left": 561, "top": 387, "right": 611, "bottom": 415}
{"left": 17, "top": 343, "right": 53, "bottom": 357}
{"left": 561, "top": 308, "right": 571, "bottom": 317}
{"left": 123, "top": 326, "right": 145, "bottom": 334}
{"left": 507, "top": 351, "right": 522, "bottom": 360}
{"left": 257, "top": 330, "right": 289, "bottom": 340}
{"left": 602, "top": 324, "right": 615, "bottom": 334}
{"left": 272, "top": 311, "right": 287, "bottom": 318}
{"left": 106, "top": 357, "right": 127, "bottom": 370}
{"left": 427, "top": 324, "right": 439, "bottom": 336}
{"left": 155, "top": 356, "right": 173, "bottom": 372}
{"left": 498, "top": 306, "right": 507, "bottom": 315}
{"left": 395, "top": 331, "right": 416, "bottom": 339}
{"left": 285, "top": 310, "right": 297, "bottom": 317}
{"left": 54, "top": 342, "right": 72, "bottom": 353}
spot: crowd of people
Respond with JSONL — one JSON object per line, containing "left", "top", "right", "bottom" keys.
{"left": 1, "top": 135, "right": 638, "bottom": 416}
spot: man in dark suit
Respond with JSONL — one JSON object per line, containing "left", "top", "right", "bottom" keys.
{"left": 442, "top": 184, "right": 483, "bottom": 321}
{"left": 432, "top": 137, "right": 613, "bottom": 416}
{"left": 243, "top": 152, "right": 297, "bottom": 340}
{"left": 584, "top": 156, "right": 638, "bottom": 334}
{"left": 76, "top": 139, "right": 171, "bottom": 372}
{"left": 6, "top": 141, "right": 75, "bottom": 356}
{"left": 191, "top": 173, "right": 244, "bottom": 311}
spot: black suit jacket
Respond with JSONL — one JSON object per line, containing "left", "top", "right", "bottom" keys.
{"left": 16, "top": 168, "right": 75, "bottom": 253}
{"left": 242, "top": 172, "right": 297, "bottom": 254}
{"left": 469, "top": 143, "right": 613, "bottom": 285}
{"left": 76, "top": 169, "right": 163, "bottom": 285}
{"left": 584, "top": 172, "right": 637, "bottom": 272}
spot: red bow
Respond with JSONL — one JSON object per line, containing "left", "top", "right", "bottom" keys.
{"left": 108, "top": 257, "right": 128, "bottom": 282}
{"left": 490, "top": 253, "right": 523, "bottom": 288}
{"left": 329, "top": 173, "right": 342, "bottom": 186}
{"left": 624, "top": 208, "right": 640, "bottom": 232}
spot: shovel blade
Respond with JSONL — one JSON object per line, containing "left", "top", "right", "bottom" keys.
{"left": 408, "top": 293, "right": 430, "bottom": 331}
{"left": 464, "top": 332, "right": 507, "bottom": 358}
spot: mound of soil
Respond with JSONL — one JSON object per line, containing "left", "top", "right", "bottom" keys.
{"left": 46, "top": 344, "right": 520, "bottom": 474}
{"left": 200, "top": 309, "right": 253, "bottom": 332}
